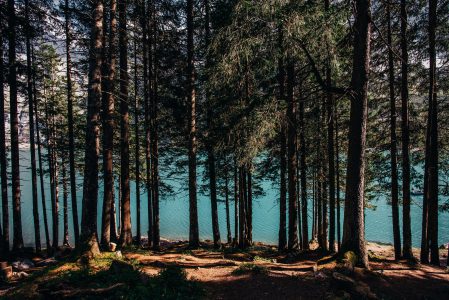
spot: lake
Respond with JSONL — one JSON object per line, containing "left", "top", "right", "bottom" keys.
{"left": 3, "top": 149, "right": 449, "bottom": 248}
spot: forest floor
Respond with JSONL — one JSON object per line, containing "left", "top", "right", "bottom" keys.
{"left": 1, "top": 240, "right": 449, "bottom": 299}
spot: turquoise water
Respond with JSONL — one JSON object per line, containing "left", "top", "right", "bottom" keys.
{"left": 3, "top": 149, "right": 449, "bottom": 248}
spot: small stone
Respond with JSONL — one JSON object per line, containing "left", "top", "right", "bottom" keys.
{"left": 109, "top": 242, "right": 117, "bottom": 252}
{"left": 115, "top": 250, "right": 123, "bottom": 258}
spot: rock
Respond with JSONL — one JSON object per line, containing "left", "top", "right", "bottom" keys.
{"left": 1, "top": 266, "right": 12, "bottom": 280}
{"left": 109, "top": 260, "right": 135, "bottom": 275}
{"left": 13, "top": 271, "right": 29, "bottom": 280}
{"left": 109, "top": 242, "right": 117, "bottom": 252}
{"left": 12, "top": 259, "right": 34, "bottom": 271}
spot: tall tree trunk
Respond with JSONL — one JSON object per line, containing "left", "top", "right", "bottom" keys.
{"left": 65, "top": 0, "right": 80, "bottom": 248}
{"left": 427, "top": 0, "right": 439, "bottom": 266}
{"left": 387, "top": 0, "right": 401, "bottom": 260}
{"left": 8, "top": 0, "right": 24, "bottom": 252}
{"left": 33, "top": 60, "right": 51, "bottom": 250}
{"left": 325, "top": 0, "right": 336, "bottom": 254}
{"left": 278, "top": 24, "right": 287, "bottom": 251}
{"left": 0, "top": 12, "right": 8, "bottom": 253}
{"left": 321, "top": 98, "right": 329, "bottom": 252}
{"left": 225, "top": 166, "right": 231, "bottom": 244}
{"left": 247, "top": 167, "right": 253, "bottom": 244}
{"left": 335, "top": 101, "right": 341, "bottom": 251}
{"left": 25, "top": 0, "right": 41, "bottom": 253}
{"left": 340, "top": 0, "right": 371, "bottom": 268}
{"left": 143, "top": 0, "right": 153, "bottom": 246}
{"left": 187, "top": 0, "right": 199, "bottom": 248}
{"left": 101, "top": 0, "right": 117, "bottom": 249}
{"left": 62, "top": 162, "right": 70, "bottom": 247}
{"left": 400, "top": 0, "right": 413, "bottom": 260}
{"left": 287, "top": 60, "right": 299, "bottom": 251}
{"left": 150, "top": 0, "right": 160, "bottom": 249}
{"left": 118, "top": 0, "right": 132, "bottom": 247}
{"left": 238, "top": 167, "right": 248, "bottom": 248}
{"left": 80, "top": 0, "right": 103, "bottom": 256}
{"left": 133, "top": 32, "right": 141, "bottom": 244}
{"left": 299, "top": 88, "right": 308, "bottom": 250}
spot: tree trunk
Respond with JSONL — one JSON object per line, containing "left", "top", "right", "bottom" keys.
{"left": 80, "top": 0, "right": 103, "bottom": 256}
{"left": 287, "top": 60, "right": 299, "bottom": 251}
{"left": 62, "top": 161, "right": 70, "bottom": 247}
{"left": 387, "top": 0, "right": 401, "bottom": 260}
{"left": 65, "top": 0, "right": 80, "bottom": 248}
{"left": 25, "top": 0, "right": 41, "bottom": 253}
{"left": 335, "top": 101, "right": 341, "bottom": 251}
{"left": 247, "top": 167, "right": 253, "bottom": 244}
{"left": 33, "top": 59, "right": 51, "bottom": 250}
{"left": 400, "top": 0, "right": 413, "bottom": 260}
{"left": 427, "top": 0, "right": 439, "bottom": 266}
{"left": 133, "top": 32, "right": 141, "bottom": 244}
{"left": 233, "top": 160, "right": 239, "bottom": 245}
{"left": 187, "top": 0, "right": 199, "bottom": 248}
{"left": 299, "top": 87, "right": 308, "bottom": 250}
{"left": 225, "top": 166, "right": 231, "bottom": 244}
{"left": 150, "top": 0, "right": 160, "bottom": 249}
{"left": 278, "top": 24, "right": 287, "bottom": 251}
{"left": 340, "top": 0, "right": 371, "bottom": 268}
{"left": 0, "top": 13, "right": 8, "bottom": 254}
{"left": 118, "top": 0, "right": 132, "bottom": 247}
{"left": 8, "top": 0, "right": 24, "bottom": 252}
{"left": 101, "top": 0, "right": 117, "bottom": 249}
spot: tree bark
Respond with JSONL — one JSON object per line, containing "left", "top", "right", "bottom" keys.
{"left": 278, "top": 24, "right": 287, "bottom": 251}
{"left": 340, "top": 0, "right": 371, "bottom": 268}
{"left": 8, "top": 0, "right": 24, "bottom": 252}
{"left": 225, "top": 166, "right": 231, "bottom": 244}
{"left": 387, "top": 0, "right": 401, "bottom": 260}
{"left": 133, "top": 31, "right": 141, "bottom": 244}
{"left": 335, "top": 100, "right": 341, "bottom": 251}
{"left": 427, "top": 0, "right": 439, "bottom": 266}
{"left": 287, "top": 60, "right": 299, "bottom": 251}
{"left": 187, "top": 0, "right": 199, "bottom": 248}
{"left": 65, "top": 0, "right": 80, "bottom": 248}
{"left": 101, "top": 0, "right": 117, "bottom": 249}
{"left": 400, "top": 0, "right": 413, "bottom": 260}
{"left": 118, "top": 0, "right": 132, "bottom": 247}
{"left": 25, "top": 0, "right": 41, "bottom": 253}
{"left": 299, "top": 88, "right": 308, "bottom": 250}
{"left": 62, "top": 161, "right": 70, "bottom": 247}
{"left": 80, "top": 0, "right": 103, "bottom": 256}
{"left": 0, "top": 11, "right": 8, "bottom": 253}
{"left": 233, "top": 160, "right": 239, "bottom": 245}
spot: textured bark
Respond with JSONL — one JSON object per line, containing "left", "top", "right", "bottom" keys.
{"left": 0, "top": 13, "right": 8, "bottom": 253}
{"left": 62, "top": 162, "right": 70, "bottom": 247}
{"left": 335, "top": 101, "right": 341, "bottom": 251}
{"left": 25, "top": 0, "right": 41, "bottom": 253}
{"left": 387, "top": 0, "right": 401, "bottom": 260}
{"left": 247, "top": 168, "right": 253, "bottom": 244}
{"left": 118, "top": 0, "right": 132, "bottom": 247}
{"left": 287, "top": 60, "right": 299, "bottom": 251}
{"left": 187, "top": 0, "right": 199, "bottom": 248}
{"left": 133, "top": 34, "right": 141, "bottom": 244}
{"left": 101, "top": 0, "right": 117, "bottom": 249}
{"left": 233, "top": 161, "right": 239, "bottom": 245}
{"left": 45, "top": 96, "right": 57, "bottom": 250}
{"left": 150, "top": 0, "right": 160, "bottom": 249}
{"left": 65, "top": 0, "right": 80, "bottom": 248}
{"left": 340, "top": 0, "right": 371, "bottom": 268}
{"left": 277, "top": 25, "right": 287, "bottom": 251}
{"left": 427, "top": 0, "right": 439, "bottom": 266}
{"left": 80, "top": 0, "right": 103, "bottom": 256}
{"left": 299, "top": 89, "right": 308, "bottom": 250}
{"left": 400, "top": 0, "right": 413, "bottom": 260}
{"left": 8, "top": 0, "right": 24, "bottom": 252}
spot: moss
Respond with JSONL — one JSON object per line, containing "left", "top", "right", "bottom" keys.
{"left": 232, "top": 263, "right": 268, "bottom": 275}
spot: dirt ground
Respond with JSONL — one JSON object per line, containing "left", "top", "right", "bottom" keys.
{"left": 1, "top": 241, "right": 449, "bottom": 299}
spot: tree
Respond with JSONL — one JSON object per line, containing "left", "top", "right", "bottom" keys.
{"left": 118, "top": 0, "right": 132, "bottom": 247}
{"left": 8, "top": 0, "right": 24, "bottom": 251}
{"left": 340, "top": 0, "right": 372, "bottom": 268}
{"left": 65, "top": 0, "right": 80, "bottom": 248}
{"left": 101, "top": 0, "right": 117, "bottom": 249}
{"left": 80, "top": 0, "right": 103, "bottom": 256}
{"left": 187, "top": 0, "right": 199, "bottom": 248}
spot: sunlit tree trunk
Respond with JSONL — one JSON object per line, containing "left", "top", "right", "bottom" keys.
{"left": 187, "top": 0, "right": 199, "bottom": 248}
